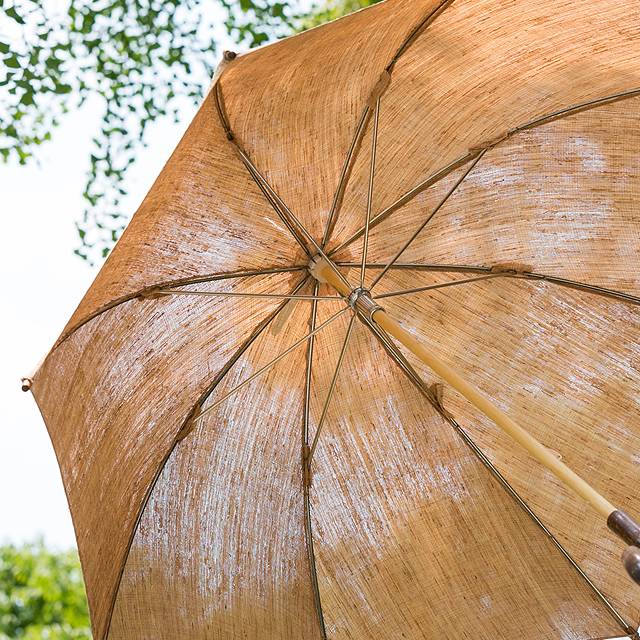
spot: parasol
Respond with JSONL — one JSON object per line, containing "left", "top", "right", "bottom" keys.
{"left": 23, "top": 0, "right": 640, "bottom": 638}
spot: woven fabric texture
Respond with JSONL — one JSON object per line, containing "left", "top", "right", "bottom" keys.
{"left": 32, "top": 0, "right": 640, "bottom": 638}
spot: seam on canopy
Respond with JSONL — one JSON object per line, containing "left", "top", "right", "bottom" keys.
{"left": 40, "top": 266, "right": 305, "bottom": 362}
{"left": 333, "top": 261, "right": 640, "bottom": 308}
{"left": 373, "top": 263, "right": 640, "bottom": 308}
{"left": 303, "top": 281, "right": 329, "bottom": 639}
{"left": 213, "top": 82, "right": 313, "bottom": 257}
{"left": 385, "top": 0, "right": 457, "bottom": 73}
{"left": 214, "top": 77, "right": 352, "bottom": 294}
{"left": 320, "top": 0, "right": 458, "bottom": 255}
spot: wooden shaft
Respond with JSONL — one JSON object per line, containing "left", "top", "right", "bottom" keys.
{"left": 320, "top": 264, "right": 616, "bottom": 519}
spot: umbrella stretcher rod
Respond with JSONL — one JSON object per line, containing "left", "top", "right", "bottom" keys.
{"left": 310, "top": 256, "right": 640, "bottom": 584}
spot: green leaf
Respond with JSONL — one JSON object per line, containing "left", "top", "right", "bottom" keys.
{"left": 4, "top": 6, "right": 25, "bottom": 24}
{"left": 4, "top": 55, "right": 21, "bottom": 69}
{"left": 0, "top": 542, "right": 91, "bottom": 638}
{"left": 19, "top": 91, "right": 35, "bottom": 106}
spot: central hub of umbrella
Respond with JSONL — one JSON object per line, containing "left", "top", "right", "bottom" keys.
{"left": 308, "top": 255, "right": 384, "bottom": 321}
{"left": 347, "top": 287, "right": 384, "bottom": 323}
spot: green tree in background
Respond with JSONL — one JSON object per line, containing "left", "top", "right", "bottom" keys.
{"left": 0, "top": 0, "right": 380, "bottom": 263}
{"left": 297, "top": 0, "right": 379, "bottom": 29}
{"left": 0, "top": 541, "right": 91, "bottom": 639}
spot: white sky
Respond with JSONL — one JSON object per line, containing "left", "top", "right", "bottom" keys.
{"left": 0, "top": 94, "right": 199, "bottom": 550}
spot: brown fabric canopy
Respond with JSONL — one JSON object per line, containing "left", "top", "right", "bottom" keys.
{"left": 31, "top": 0, "right": 640, "bottom": 638}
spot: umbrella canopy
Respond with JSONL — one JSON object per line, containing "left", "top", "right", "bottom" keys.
{"left": 27, "top": 0, "right": 640, "bottom": 638}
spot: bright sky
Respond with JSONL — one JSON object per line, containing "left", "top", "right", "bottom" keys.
{"left": 0, "top": 94, "right": 199, "bottom": 550}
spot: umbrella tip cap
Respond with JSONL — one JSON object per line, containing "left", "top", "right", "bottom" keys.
{"left": 21, "top": 377, "right": 32, "bottom": 392}
{"left": 308, "top": 255, "right": 330, "bottom": 284}
{"left": 223, "top": 50, "right": 237, "bottom": 61}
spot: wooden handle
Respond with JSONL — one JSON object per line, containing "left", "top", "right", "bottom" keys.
{"left": 608, "top": 510, "right": 640, "bottom": 546}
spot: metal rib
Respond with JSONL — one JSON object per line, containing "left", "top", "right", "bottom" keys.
{"left": 214, "top": 70, "right": 344, "bottom": 283}
{"left": 370, "top": 149, "right": 487, "bottom": 290}
{"left": 373, "top": 273, "right": 509, "bottom": 299}
{"left": 511, "top": 87, "right": 640, "bottom": 135}
{"left": 304, "top": 282, "right": 320, "bottom": 444}
{"left": 49, "top": 267, "right": 307, "bottom": 354}
{"left": 168, "top": 266, "right": 307, "bottom": 286}
{"left": 243, "top": 159, "right": 312, "bottom": 255}
{"left": 386, "top": 0, "right": 455, "bottom": 71}
{"left": 523, "top": 272, "right": 640, "bottom": 307}
{"left": 325, "top": 0, "right": 456, "bottom": 254}
{"left": 329, "top": 154, "right": 471, "bottom": 257}
{"left": 330, "top": 87, "right": 640, "bottom": 259}
{"left": 447, "top": 417, "right": 636, "bottom": 637}
{"left": 234, "top": 147, "right": 352, "bottom": 291}
{"left": 358, "top": 314, "right": 635, "bottom": 637}
{"left": 302, "top": 282, "right": 327, "bottom": 639}
{"left": 337, "top": 262, "right": 493, "bottom": 273}
{"left": 194, "top": 307, "right": 349, "bottom": 423}
{"left": 322, "top": 105, "right": 371, "bottom": 248}
{"left": 213, "top": 81, "right": 233, "bottom": 140}
{"left": 303, "top": 486, "right": 327, "bottom": 639}
{"left": 308, "top": 314, "right": 356, "bottom": 463}
{"left": 103, "top": 274, "right": 311, "bottom": 640}
{"left": 361, "top": 98, "right": 380, "bottom": 288}
{"left": 194, "top": 277, "right": 312, "bottom": 418}
{"left": 337, "top": 262, "right": 640, "bottom": 307}
{"left": 213, "top": 81, "right": 312, "bottom": 255}
{"left": 159, "top": 290, "right": 341, "bottom": 301}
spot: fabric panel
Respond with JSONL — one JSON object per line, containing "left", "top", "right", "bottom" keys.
{"left": 373, "top": 269, "right": 640, "bottom": 624}
{"left": 32, "top": 272, "right": 305, "bottom": 640}
{"left": 307, "top": 315, "right": 623, "bottom": 639}
{"left": 108, "top": 293, "right": 321, "bottom": 639}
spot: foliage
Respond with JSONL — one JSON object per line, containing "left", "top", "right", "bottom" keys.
{"left": 296, "top": 0, "right": 380, "bottom": 30}
{"left": 0, "top": 541, "right": 91, "bottom": 639}
{"left": 0, "top": 0, "right": 380, "bottom": 263}
{"left": 1, "top": 0, "right": 221, "bottom": 262}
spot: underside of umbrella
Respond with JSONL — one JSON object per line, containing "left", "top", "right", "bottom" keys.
{"left": 28, "top": 0, "right": 640, "bottom": 638}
